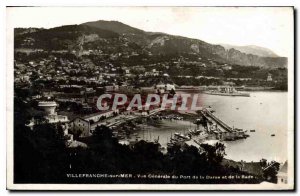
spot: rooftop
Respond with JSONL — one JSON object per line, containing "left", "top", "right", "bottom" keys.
{"left": 82, "top": 110, "right": 115, "bottom": 120}
{"left": 278, "top": 161, "right": 288, "bottom": 174}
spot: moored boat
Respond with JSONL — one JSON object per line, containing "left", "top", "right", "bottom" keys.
{"left": 203, "top": 86, "right": 250, "bottom": 97}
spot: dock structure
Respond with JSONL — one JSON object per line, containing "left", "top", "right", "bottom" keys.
{"left": 202, "top": 109, "right": 233, "bottom": 133}
{"left": 201, "top": 108, "right": 248, "bottom": 141}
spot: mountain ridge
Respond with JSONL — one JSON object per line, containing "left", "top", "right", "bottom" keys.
{"left": 220, "top": 44, "right": 279, "bottom": 57}
{"left": 82, "top": 20, "right": 145, "bottom": 35}
{"left": 14, "top": 20, "right": 287, "bottom": 68}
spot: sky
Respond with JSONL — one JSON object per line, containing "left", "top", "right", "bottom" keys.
{"left": 7, "top": 7, "right": 293, "bottom": 57}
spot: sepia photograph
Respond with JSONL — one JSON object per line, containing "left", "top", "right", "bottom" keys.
{"left": 6, "top": 6, "right": 294, "bottom": 190}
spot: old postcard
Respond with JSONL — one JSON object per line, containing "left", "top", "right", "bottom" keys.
{"left": 6, "top": 7, "right": 294, "bottom": 190}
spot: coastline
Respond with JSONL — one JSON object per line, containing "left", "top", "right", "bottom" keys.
{"left": 177, "top": 86, "right": 287, "bottom": 92}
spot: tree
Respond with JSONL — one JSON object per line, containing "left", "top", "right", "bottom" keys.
{"left": 260, "top": 158, "right": 267, "bottom": 168}
{"left": 200, "top": 142, "right": 226, "bottom": 164}
{"left": 93, "top": 125, "right": 113, "bottom": 140}
{"left": 263, "top": 161, "right": 280, "bottom": 183}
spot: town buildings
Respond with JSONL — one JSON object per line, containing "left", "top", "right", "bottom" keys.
{"left": 277, "top": 161, "right": 288, "bottom": 184}
{"left": 70, "top": 109, "right": 119, "bottom": 137}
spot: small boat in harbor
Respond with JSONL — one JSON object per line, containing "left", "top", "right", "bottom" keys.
{"left": 244, "top": 134, "right": 250, "bottom": 138}
{"left": 167, "top": 142, "right": 174, "bottom": 147}
{"left": 170, "top": 138, "right": 179, "bottom": 143}
{"left": 196, "top": 131, "right": 209, "bottom": 140}
{"left": 174, "top": 132, "right": 190, "bottom": 140}
{"left": 224, "top": 137, "right": 235, "bottom": 141}
{"left": 160, "top": 146, "right": 166, "bottom": 151}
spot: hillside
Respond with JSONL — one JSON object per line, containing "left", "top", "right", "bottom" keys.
{"left": 15, "top": 28, "right": 44, "bottom": 36}
{"left": 14, "top": 25, "right": 119, "bottom": 50}
{"left": 14, "top": 20, "right": 287, "bottom": 68}
{"left": 220, "top": 44, "right": 279, "bottom": 57}
{"left": 83, "top": 20, "right": 145, "bottom": 35}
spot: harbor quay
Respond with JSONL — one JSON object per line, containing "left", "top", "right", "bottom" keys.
{"left": 32, "top": 97, "right": 249, "bottom": 151}
{"left": 71, "top": 107, "right": 248, "bottom": 151}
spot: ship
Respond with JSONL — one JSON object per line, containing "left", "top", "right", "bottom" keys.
{"left": 203, "top": 86, "right": 250, "bottom": 97}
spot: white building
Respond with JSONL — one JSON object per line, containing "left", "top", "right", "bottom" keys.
{"left": 277, "top": 161, "right": 288, "bottom": 184}
{"left": 155, "top": 83, "right": 176, "bottom": 94}
{"left": 38, "top": 101, "right": 69, "bottom": 124}
{"left": 27, "top": 101, "right": 69, "bottom": 130}
{"left": 105, "top": 85, "right": 119, "bottom": 92}
{"left": 222, "top": 65, "right": 232, "bottom": 70}
{"left": 267, "top": 73, "right": 273, "bottom": 81}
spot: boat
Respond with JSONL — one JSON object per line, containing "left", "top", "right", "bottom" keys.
{"left": 224, "top": 137, "right": 235, "bottom": 141}
{"left": 244, "top": 134, "right": 250, "bottom": 138}
{"left": 203, "top": 86, "right": 250, "bottom": 97}
{"left": 167, "top": 142, "right": 174, "bottom": 147}
{"left": 236, "top": 134, "right": 249, "bottom": 139}
{"left": 170, "top": 138, "right": 179, "bottom": 143}
{"left": 188, "top": 128, "right": 202, "bottom": 135}
{"left": 196, "top": 131, "right": 209, "bottom": 140}
{"left": 174, "top": 132, "right": 190, "bottom": 140}
{"left": 160, "top": 146, "right": 166, "bottom": 151}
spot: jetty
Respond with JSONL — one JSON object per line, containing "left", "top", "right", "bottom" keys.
{"left": 201, "top": 108, "right": 248, "bottom": 141}
{"left": 202, "top": 109, "right": 234, "bottom": 133}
